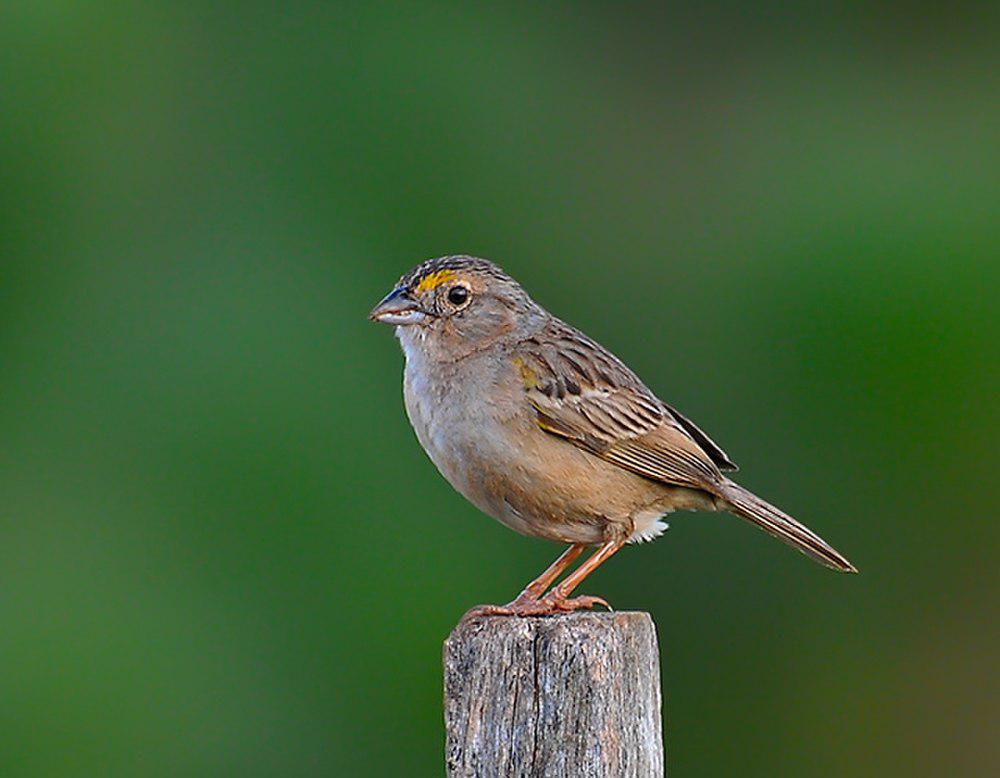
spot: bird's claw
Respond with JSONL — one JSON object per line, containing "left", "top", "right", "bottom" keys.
{"left": 462, "top": 592, "right": 612, "bottom": 620}
{"left": 461, "top": 595, "right": 551, "bottom": 619}
{"left": 540, "top": 593, "right": 612, "bottom": 613}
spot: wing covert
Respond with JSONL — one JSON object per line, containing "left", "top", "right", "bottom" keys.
{"left": 516, "top": 319, "right": 729, "bottom": 490}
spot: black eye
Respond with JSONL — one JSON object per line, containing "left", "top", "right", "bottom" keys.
{"left": 447, "top": 286, "right": 469, "bottom": 305}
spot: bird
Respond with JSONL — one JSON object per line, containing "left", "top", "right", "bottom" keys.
{"left": 369, "top": 255, "right": 856, "bottom": 615}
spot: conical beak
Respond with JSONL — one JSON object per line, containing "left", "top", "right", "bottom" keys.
{"left": 368, "top": 287, "right": 428, "bottom": 325}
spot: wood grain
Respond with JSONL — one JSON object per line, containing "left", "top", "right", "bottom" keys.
{"left": 444, "top": 612, "right": 664, "bottom": 777}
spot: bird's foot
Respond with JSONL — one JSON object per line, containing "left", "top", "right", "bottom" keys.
{"left": 538, "top": 592, "right": 612, "bottom": 614}
{"left": 462, "top": 592, "right": 611, "bottom": 620}
{"left": 461, "top": 594, "right": 552, "bottom": 619}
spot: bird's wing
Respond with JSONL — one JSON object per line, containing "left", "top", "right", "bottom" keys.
{"left": 662, "top": 402, "right": 738, "bottom": 472}
{"left": 514, "top": 319, "right": 735, "bottom": 491}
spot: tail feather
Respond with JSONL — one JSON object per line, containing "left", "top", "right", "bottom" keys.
{"left": 718, "top": 480, "right": 857, "bottom": 573}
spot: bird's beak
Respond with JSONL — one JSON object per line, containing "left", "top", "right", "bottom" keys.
{"left": 368, "top": 287, "right": 428, "bottom": 326}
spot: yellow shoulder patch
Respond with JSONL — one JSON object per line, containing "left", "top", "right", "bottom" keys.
{"left": 415, "top": 269, "right": 457, "bottom": 293}
{"left": 513, "top": 357, "right": 539, "bottom": 389}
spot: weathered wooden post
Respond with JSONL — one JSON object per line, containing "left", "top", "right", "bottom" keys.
{"left": 444, "top": 612, "right": 664, "bottom": 777}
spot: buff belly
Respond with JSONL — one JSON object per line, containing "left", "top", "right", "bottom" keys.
{"left": 402, "top": 354, "right": 715, "bottom": 545}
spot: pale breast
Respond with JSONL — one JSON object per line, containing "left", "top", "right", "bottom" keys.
{"left": 402, "top": 348, "right": 515, "bottom": 514}
{"left": 398, "top": 333, "right": 671, "bottom": 544}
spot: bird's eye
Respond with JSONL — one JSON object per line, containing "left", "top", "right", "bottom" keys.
{"left": 447, "top": 285, "right": 469, "bottom": 306}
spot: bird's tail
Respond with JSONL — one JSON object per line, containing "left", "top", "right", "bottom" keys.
{"left": 717, "top": 479, "right": 857, "bottom": 573}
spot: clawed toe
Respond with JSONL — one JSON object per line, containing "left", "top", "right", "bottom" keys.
{"left": 540, "top": 593, "right": 612, "bottom": 613}
{"left": 461, "top": 604, "right": 506, "bottom": 620}
{"left": 462, "top": 596, "right": 550, "bottom": 620}
{"left": 462, "top": 592, "right": 612, "bottom": 619}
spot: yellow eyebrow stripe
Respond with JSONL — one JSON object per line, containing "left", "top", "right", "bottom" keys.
{"left": 415, "top": 269, "right": 458, "bottom": 293}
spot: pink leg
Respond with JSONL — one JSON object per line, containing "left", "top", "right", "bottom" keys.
{"left": 463, "top": 543, "right": 586, "bottom": 618}
{"left": 536, "top": 538, "right": 625, "bottom": 613}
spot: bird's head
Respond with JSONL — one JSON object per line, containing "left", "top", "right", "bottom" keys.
{"left": 369, "top": 256, "right": 542, "bottom": 360}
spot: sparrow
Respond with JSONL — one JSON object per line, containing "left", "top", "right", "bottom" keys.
{"left": 370, "top": 255, "right": 856, "bottom": 615}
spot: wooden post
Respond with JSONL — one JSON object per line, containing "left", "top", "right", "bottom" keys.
{"left": 444, "top": 612, "right": 664, "bottom": 777}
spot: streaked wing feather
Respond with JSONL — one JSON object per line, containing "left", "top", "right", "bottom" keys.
{"left": 663, "top": 403, "right": 738, "bottom": 471}
{"left": 518, "top": 319, "right": 726, "bottom": 490}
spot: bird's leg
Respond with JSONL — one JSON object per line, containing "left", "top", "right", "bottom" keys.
{"left": 511, "top": 543, "right": 586, "bottom": 602}
{"left": 536, "top": 538, "right": 625, "bottom": 613}
{"left": 462, "top": 544, "right": 585, "bottom": 618}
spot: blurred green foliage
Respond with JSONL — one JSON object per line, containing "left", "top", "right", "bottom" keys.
{"left": 0, "top": 3, "right": 997, "bottom": 776}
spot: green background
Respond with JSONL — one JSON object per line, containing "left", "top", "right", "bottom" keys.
{"left": 1, "top": 3, "right": 996, "bottom": 776}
